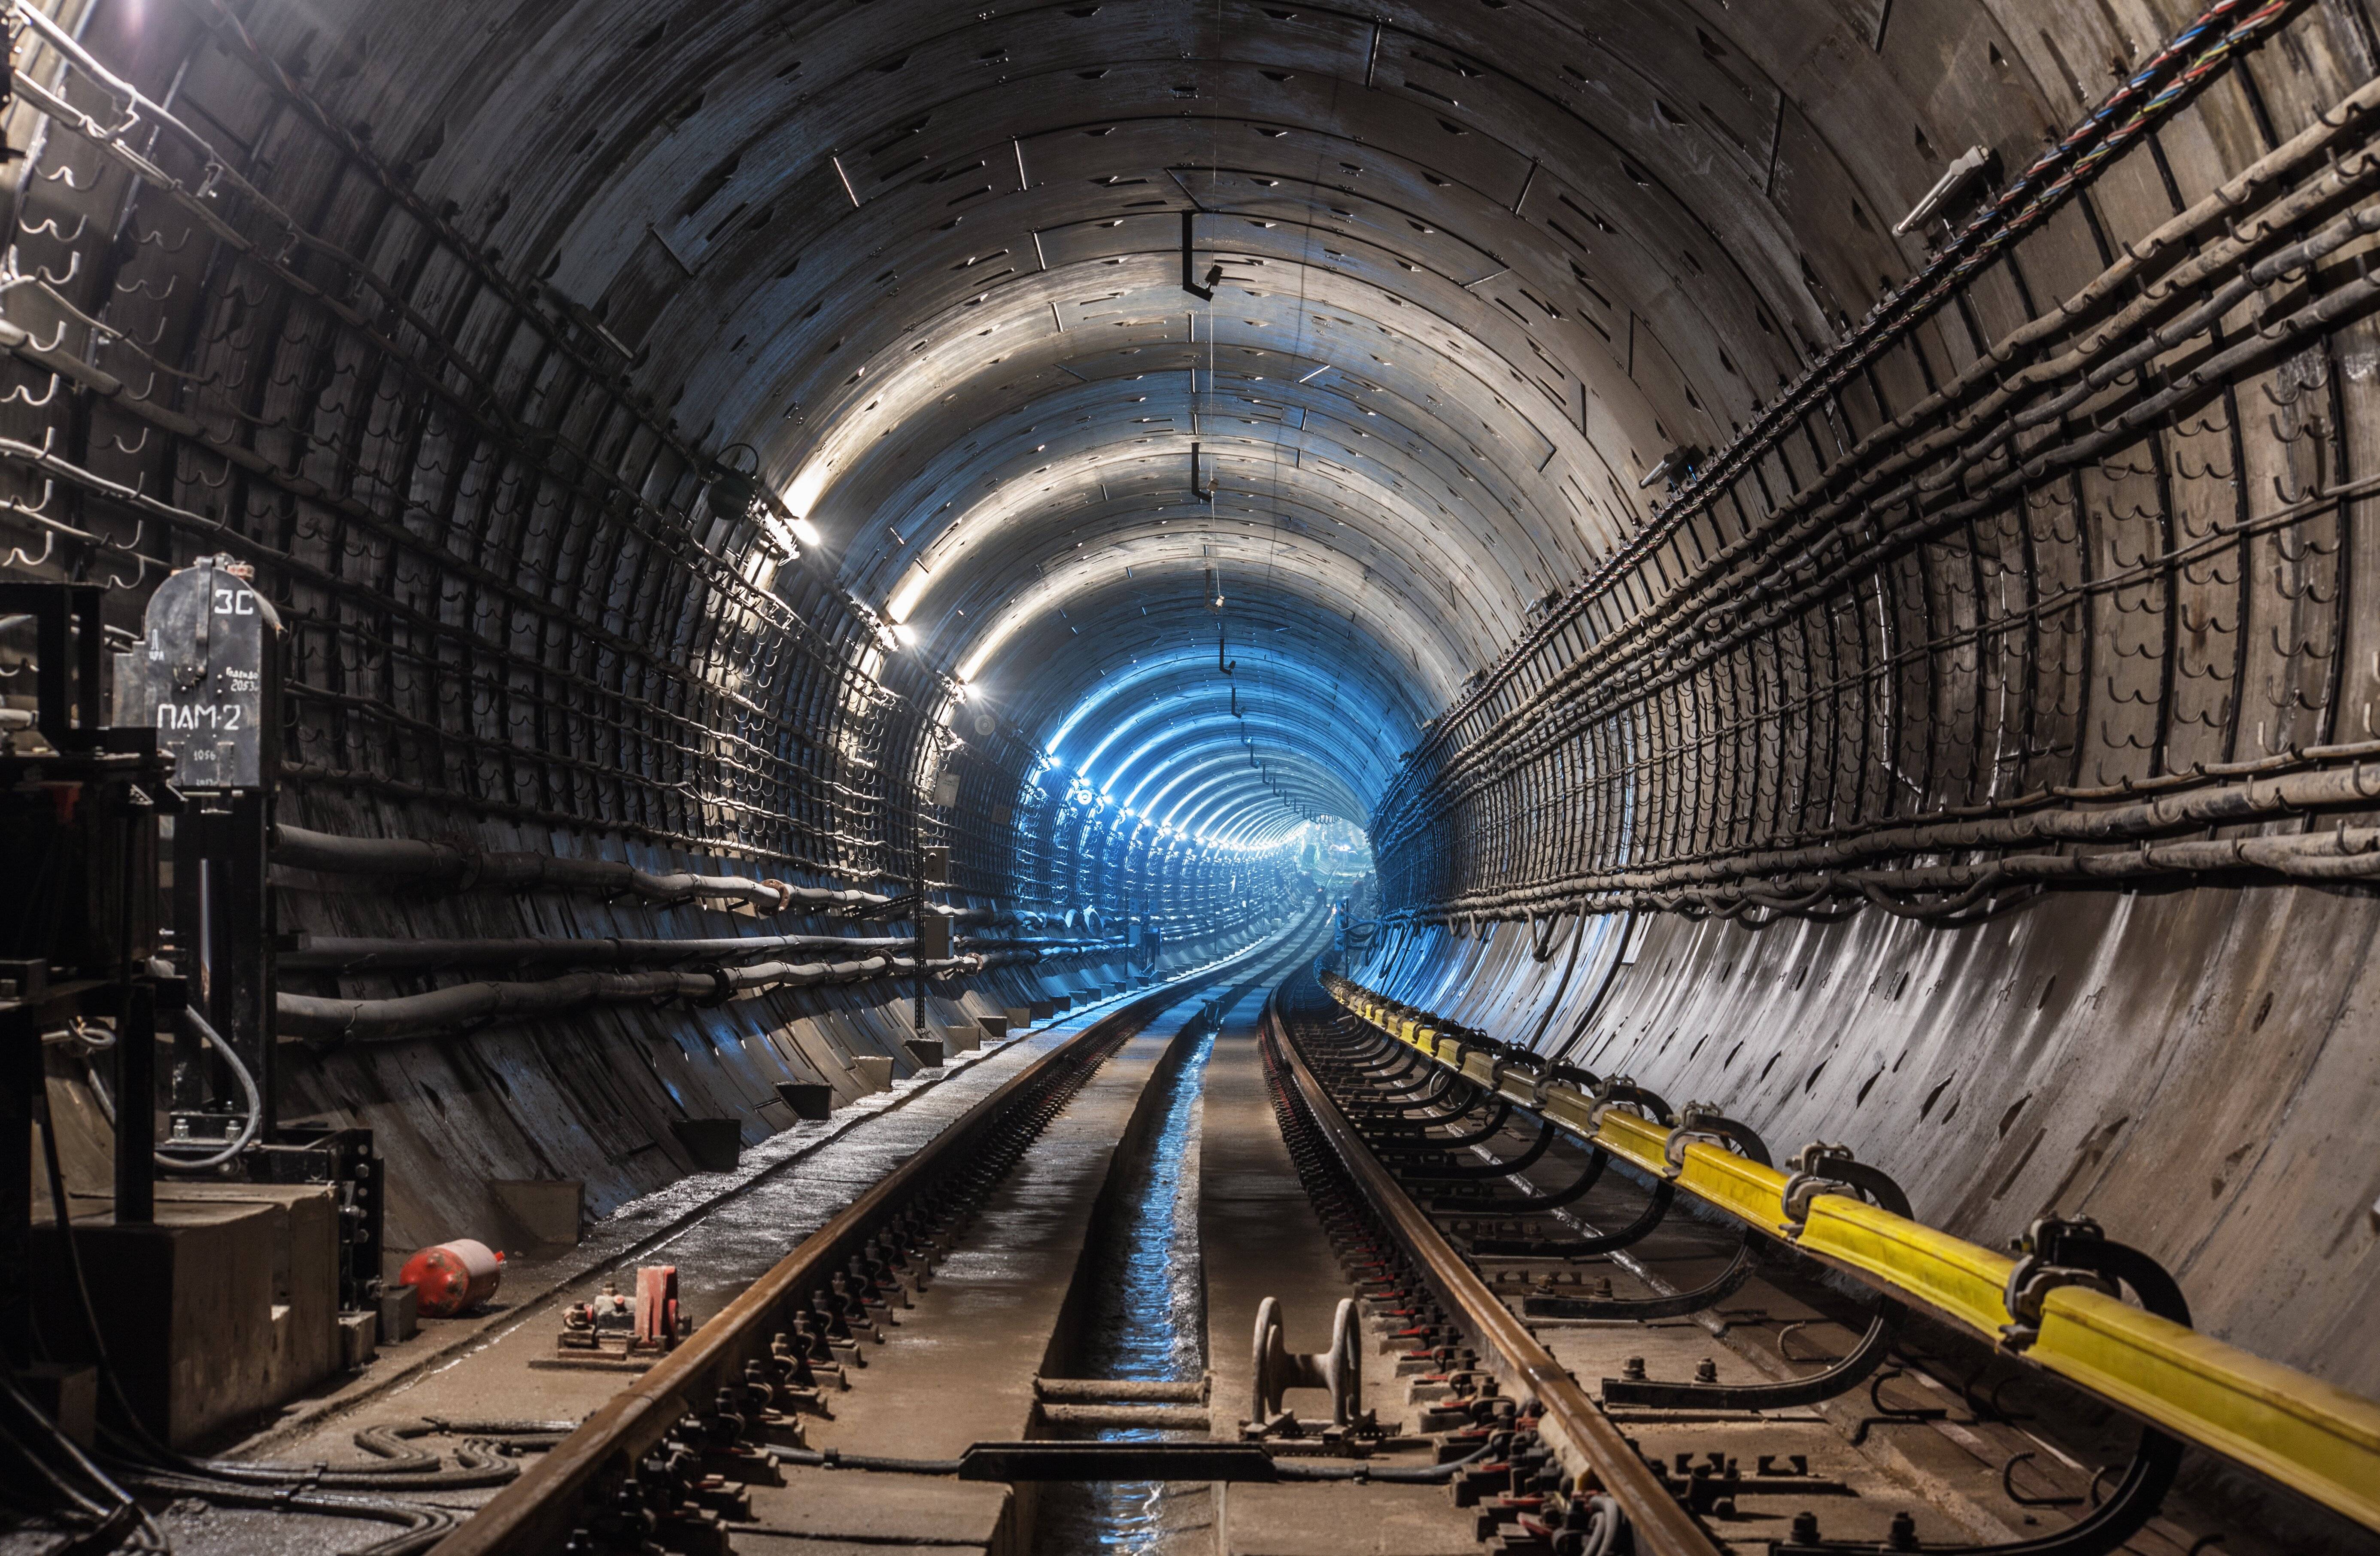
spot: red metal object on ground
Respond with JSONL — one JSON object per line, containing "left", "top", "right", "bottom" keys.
{"left": 400, "top": 1239, "right": 506, "bottom": 1317}
{"left": 634, "top": 1264, "right": 680, "bottom": 1346}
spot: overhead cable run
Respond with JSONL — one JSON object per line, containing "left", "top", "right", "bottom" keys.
{"left": 1372, "top": 0, "right": 2380, "bottom": 927}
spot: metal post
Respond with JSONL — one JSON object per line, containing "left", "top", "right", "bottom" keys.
{"left": 0, "top": 1010, "right": 35, "bottom": 1366}
{"left": 173, "top": 797, "right": 273, "bottom": 1141}
{"left": 229, "top": 788, "right": 276, "bottom": 1139}
{"left": 112, "top": 980, "right": 154, "bottom": 1224}
{"left": 913, "top": 817, "right": 927, "bottom": 1053}
{"left": 138, "top": 559, "right": 282, "bottom": 1149}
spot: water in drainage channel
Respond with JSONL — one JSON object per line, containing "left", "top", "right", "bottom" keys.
{"left": 1036, "top": 994, "right": 1229, "bottom": 1554}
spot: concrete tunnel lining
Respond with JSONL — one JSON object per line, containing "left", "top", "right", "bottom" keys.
{"left": 5, "top": 0, "right": 2380, "bottom": 1533}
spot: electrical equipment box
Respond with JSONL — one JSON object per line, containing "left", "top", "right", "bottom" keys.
{"left": 115, "top": 555, "right": 280, "bottom": 792}
{"left": 918, "top": 914, "right": 953, "bottom": 961}
{"left": 921, "top": 845, "right": 949, "bottom": 886}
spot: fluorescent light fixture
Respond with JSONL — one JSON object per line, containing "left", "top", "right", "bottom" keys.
{"left": 958, "top": 612, "right": 1028, "bottom": 682}
{"left": 785, "top": 460, "right": 833, "bottom": 518}
{"left": 890, "top": 622, "right": 918, "bottom": 647}
{"left": 887, "top": 566, "right": 931, "bottom": 625}
{"left": 789, "top": 515, "right": 823, "bottom": 546}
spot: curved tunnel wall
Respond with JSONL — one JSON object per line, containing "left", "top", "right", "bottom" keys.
{"left": 1352, "top": 888, "right": 2380, "bottom": 1402}
{"left": 2, "top": 0, "right": 2378, "bottom": 1383}
{"left": 1339, "top": 0, "right": 2380, "bottom": 1398}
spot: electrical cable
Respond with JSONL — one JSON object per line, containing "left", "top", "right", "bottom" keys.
{"left": 1268, "top": 1440, "right": 1497, "bottom": 1483}
{"left": 24, "top": 1089, "right": 176, "bottom": 1551}
{"left": 27, "top": 1093, "right": 551, "bottom": 1547}
{"left": 150, "top": 1004, "right": 261, "bottom": 1171}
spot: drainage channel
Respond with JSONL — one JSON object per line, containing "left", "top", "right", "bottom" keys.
{"left": 1034, "top": 991, "right": 1226, "bottom": 1555}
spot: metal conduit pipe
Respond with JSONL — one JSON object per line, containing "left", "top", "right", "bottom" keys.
{"left": 274, "top": 827, "right": 1153, "bottom": 932}
{"left": 1483, "top": 250, "right": 2380, "bottom": 776}
{"left": 270, "top": 823, "right": 889, "bottom": 912}
{"left": 273, "top": 920, "right": 1248, "bottom": 1041}
{"left": 279, "top": 934, "right": 911, "bottom": 970}
{"left": 1411, "top": 758, "right": 2380, "bottom": 921}
{"left": 275, "top": 951, "right": 1057, "bottom": 1044}
{"left": 1393, "top": 0, "right": 2329, "bottom": 791}
{"left": 1396, "top": 180, "right": 2380, "bottom": 828}
{"left": 274, "top": 933, "right": 1132, "bottom": 971}
{"left": 1378, "top": 83, "right": 2380, "bottom": 866}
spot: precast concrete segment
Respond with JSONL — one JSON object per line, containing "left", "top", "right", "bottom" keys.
{"left": 12, "top": 0, "right": 2380, "bottom": 1455}
{"left": 1198, "top": 982, "right": 1483, "bottom": 1555}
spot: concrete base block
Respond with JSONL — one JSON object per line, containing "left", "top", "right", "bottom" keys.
{"left": 20, "top": 1363, "right": 94, "bottom": 1448}
{"left": 905, "top": 1036, "right": 945, "bottom": 1069}
{"left": 338, "top": 1311, "right": 377, "bottom": 1371}
{"left": 1027, "top": 1000, "right": 1055, "bottom": 1020}
{"left": 670, "top": 1117, "right": 744, "bottom": 1172}
{"left": 775, "top": 1081, "right": 835, "bottom": 1120}
{"left": 977, "top": 1015, "right": 1011, "bottom": 1040}
{"left": 851, "top": 1054, "right": 896, "bottom": 1093}
{"left": 943, "top": 1023, "right": 981, "bottom": 1054}
{"left": 490, "top": 1179, "right": 584, "bottom": 1246}
{"left": 31, "top": 1185, "right": 340, "bottom": 1447}
{"left": 379, "top": 1281, "right": 419, "bottom": 1345}
{"left": 1003, "top": 1005, "right": 1031, "bottom": 1027}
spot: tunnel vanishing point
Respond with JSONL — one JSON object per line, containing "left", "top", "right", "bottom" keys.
{"left": 7, "top": 0, "right": 2380, "bottom": 1553}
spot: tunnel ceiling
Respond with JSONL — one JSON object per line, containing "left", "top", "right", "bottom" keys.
{"left": 10, "top": 0, "right": 2380, "bottom": 903}
{"left": 300, "top": 0, "right": 1957, "bottom": 845}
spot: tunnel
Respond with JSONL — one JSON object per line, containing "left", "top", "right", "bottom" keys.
{"left": 5, "top": 0, "right": 2380, "bottom": 1551}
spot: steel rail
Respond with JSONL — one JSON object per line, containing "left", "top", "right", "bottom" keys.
{"left": 1261, "top": 998, "right": 1723, "bottom": 1556}
{"left": 1321, "top": 974, "right": 2380, "bottom": 1534}
{"left": 430, "top": 927, "right": 1308, "bottom": 1555}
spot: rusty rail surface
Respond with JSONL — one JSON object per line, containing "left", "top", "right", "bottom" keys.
{"left": 434, "top": 933, "right": 1299, "bottom": 1555}
{"left": 1260, "top": 999, "right": 1724, "bottom": 1556}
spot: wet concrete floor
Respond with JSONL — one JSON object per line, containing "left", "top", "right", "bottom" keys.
{"left": 1198, "top": 987, "right": 1479, "bottom": 1556}
{"left": 197, "top": 976, "right": 1178, "bottom": 1552}
{"left": 184, "top": 938, "right": 1498, "bottom": 1555}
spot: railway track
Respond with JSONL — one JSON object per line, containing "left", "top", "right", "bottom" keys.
{"left": 423, "top": 913, "right": 1428, "bottom": 1556}
{"left": 404, "top": 920, "right": 1602, "bottom": 1555}
{"left": 1272, "top": 970, "right": 2380, "bottom": 1556}
{"left": 313, "top": 941, "right": 2374, "bottom": 1556}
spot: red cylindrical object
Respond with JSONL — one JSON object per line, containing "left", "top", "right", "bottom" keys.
{"left": 399, "top": 1238, "right": 505, "bottom": 1317}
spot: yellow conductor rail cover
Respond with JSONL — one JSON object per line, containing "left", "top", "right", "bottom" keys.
{"left": 1318, "top": 972, "right": 2380, "bottom": 1533}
